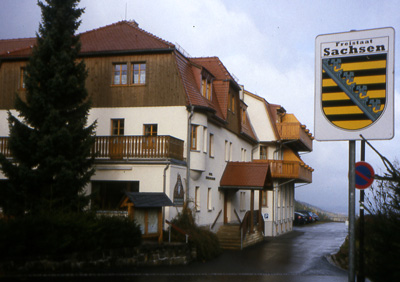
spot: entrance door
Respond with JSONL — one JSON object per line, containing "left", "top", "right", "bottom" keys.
{"left": 143, "top": 124, "right": 158, "bottom": 157}
{"left": 110, "top": 119, "right": 125, "bottom": 159}
{"left": 223, "top": 191, "right": 233, "bottom": 224}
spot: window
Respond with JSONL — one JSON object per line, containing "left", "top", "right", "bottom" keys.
{"left": 278, "top": 188, "right": 281, "bottom": 208}
{"left": 195, "top": 186, "right": 200, "bottom": 211}
{"left": 228, "top": 93, "right": 235, "bottom": 112}
{"left": 132, "top": 63, "right": 146, "bottom": 84}
{"left": 191, "top": 125, "right": 198, "bottom": 150}
{"left": 111, "top": 119, "right": 124, "bottom": 136}
{"left": 91, "top": 180, "right": 139, "bottom": 211}
{"left": 144, "top": 124, "right": 158, "bottom": 136}
{"left": 207, "top": 188, "right": 212, "bottom": 211}
{"left": 202, "top": 79, "right": 207, "bottom": 97}
{"left": 229, "top": 142, "right": 233, "bottom": 161}
{"left": 143, "top": 124, "right": 157, "bottom": 151}
{"left": 262, "top": 191, "right": 268, "bottom": 207}
{"left": 240, "top": 192, "right": 246, "bottom": 211}
{"left": 225, "top": 140, "right": 229, "bottom": 161}
{"left": 113, "top": 64, "right": 128, "bottom": 85}
{"left": 206, "top": 81, "right": 211, "bottom": 100}
{"left": 203, "top": 127, "right": 208, "bottom": 153}
{"left": 260, "top": 146, "right": 268, "bottom": 160}
{"left": 241, "top": 148, "right": 247, "bottom": 161}
{"left": 241, "top": 108, "right": 246, "bottom": 124}
{"left": 20, "top": 67, "right": 26, "bottom": 89}
{"left": 201, "top": 78, "right": 212, "bottom": 100}
{"left": 209, "top": 133, "right": 214, "bottom": 157}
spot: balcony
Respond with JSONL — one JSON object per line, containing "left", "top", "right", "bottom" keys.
{"left": 254, "top": 159, "right": 313, "bottom": 183}
{"left": 276, "top": 122, "right": 313, "bottom": 152}
{"left": 269, "top": 160, "right": 313, "bottom": 183}
{"left": 94, "top": 135, "right": 184, "bottom": 161}
{"left": 0, "top": 137, "right": 10, "bottom": 158}
{"left": 0, "top": 135, "right": 185, "bottom": 161}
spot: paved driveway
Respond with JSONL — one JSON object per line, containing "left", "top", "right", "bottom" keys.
{"left": 131, "top": 222, "right": 349, "bottom": 282}
{"left": 9, "top": 222, "right": 350, "bottom": 282}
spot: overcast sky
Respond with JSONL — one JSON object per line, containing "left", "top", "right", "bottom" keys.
{"left": 1, "top": 0, "right": 400, "bottom": 214}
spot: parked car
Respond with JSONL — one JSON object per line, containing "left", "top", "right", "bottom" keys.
{"left": 311, "top": 212, "right": 319, "bottom": 221}
{"left": 294, "top": 212, "right": 307, "bottom": 225}
{"left": 297, "top": 210, "right": 314, "bottom": 223}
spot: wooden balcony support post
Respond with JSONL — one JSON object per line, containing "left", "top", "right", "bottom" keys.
{"left": 250, "top": 190, "right": 254, "bottom": 233}
{"left": 258, "top": 190, "right": 263, "bottom": 231}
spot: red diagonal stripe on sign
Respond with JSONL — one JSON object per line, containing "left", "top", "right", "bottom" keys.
{"left": 356, "top": 170, "right": 371, "bottom": 182}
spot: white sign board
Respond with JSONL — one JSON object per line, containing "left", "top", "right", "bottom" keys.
{"left": 315, "top": 28, "right": 394, "bottom": 141}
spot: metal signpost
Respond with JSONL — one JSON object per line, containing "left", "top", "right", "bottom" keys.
{"left": 315, "top": 27, "right": 394, "bottom": 282}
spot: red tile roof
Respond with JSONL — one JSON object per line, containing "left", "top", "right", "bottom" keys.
{"left": 175, "top": 52, "right": 209, "bottom": 108}
{"left": 0, "top": 38, "right": 35, "bottom": 57}
{"left": 211, "top": 80, "right": 229, "bottom": 120}
{"left": 0, "top": 21, "right": 174, "bottom": 58}
{"left": 191, "top": 57, "right": 234, "bottom": 81}
{"left": 220, "top": 162, "right": 272, "bottom": 190}
{"left": 79, "top": 21, "right": 175, "bottom": 54}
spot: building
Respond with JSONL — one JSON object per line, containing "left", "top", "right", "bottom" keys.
{"left": 244, "top": 91, "right": 314, "bottom": 236}
{"left": 0, "top": 21, "right": 313, "bottom": 245}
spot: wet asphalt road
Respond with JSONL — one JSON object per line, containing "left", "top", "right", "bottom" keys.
{"left": 9, "top": 222, "right": 350, "bottom": 282}
{"left": 129, "top": 222, "right": 349, "bottom": 282}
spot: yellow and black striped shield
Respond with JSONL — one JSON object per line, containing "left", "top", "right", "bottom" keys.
{"left": 321, "top": 54, "right": 386, "bottom": 130}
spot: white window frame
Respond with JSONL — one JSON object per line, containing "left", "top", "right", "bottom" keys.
{"left": 195, "top": 186, "right": 200, "bottom": 211}
{"left": 207, "top": 188, "right": 212, "bottom": 211}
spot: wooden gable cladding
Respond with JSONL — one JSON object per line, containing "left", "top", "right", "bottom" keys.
{"left": 85, "top": 52, "right": 188, "bottom": 108}
{"left": 0, "top": 60, "right": 28, "bottom": 110}
{"left": 0, "top": 52, "right": 189, "bottom": 110}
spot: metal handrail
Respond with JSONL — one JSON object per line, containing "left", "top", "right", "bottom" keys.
{"left": 165, "top": 219, "right": 190, "bottom": 243}
{"left": 211, "top": 209, "right": 222, "bottom": 230}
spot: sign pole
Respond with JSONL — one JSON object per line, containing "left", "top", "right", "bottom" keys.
{"left": 357, "top": 140, "right": 366, "bottom": 282}
{"left": 349, "top": 140, "right": 356, "bottom": 282}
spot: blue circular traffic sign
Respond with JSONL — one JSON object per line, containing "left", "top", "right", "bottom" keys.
{"left": 355, "top": 161, "right": 374, "bottom": 189}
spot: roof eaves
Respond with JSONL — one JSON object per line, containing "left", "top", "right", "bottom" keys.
{"left": 79, "top": 21, "right": 175, "bottom": 49}
{"left": 79, "top": 47, "right": 175, "bottom": 57}
{"left": 219, "top": 185, "right": 263, "bottom": 190}
{"left": 240, "top": 131, "right": 258, "bottom": 144}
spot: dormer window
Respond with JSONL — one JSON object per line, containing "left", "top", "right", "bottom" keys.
{"left": 228, "top": 93, "right": 235, "bottom": 113}
{"left": 241, "top": 108, "right": 247, "bottom": 124}
{"left": 201, "top": 78, "right": 212, "bottom": 100}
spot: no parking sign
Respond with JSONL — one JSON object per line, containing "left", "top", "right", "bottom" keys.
{"left": 355, "top": 161, "right": 375, "bottom": 189}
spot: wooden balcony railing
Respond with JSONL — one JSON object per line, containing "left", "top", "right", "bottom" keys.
{"left": 0, "top": 135, "right": 184, "bottom": 161}
{"left": 276, "top": 122, "right": 313, "bottom": 152}
{"left": 93, "top": 135, "right": 184, "bottom": 161}
{"left": 269, "top": 160, "right": 313, "bottom": 183}
{"left": 0, "top": 137, "right": 10, "bottom": 158}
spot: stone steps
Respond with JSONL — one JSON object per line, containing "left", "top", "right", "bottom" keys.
{"left": 217, "top": 224, "right": 264, "bottom": 250}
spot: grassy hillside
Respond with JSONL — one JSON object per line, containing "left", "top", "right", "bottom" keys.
{"left": 295, "top": 200, "right": 347, "bottom": 222}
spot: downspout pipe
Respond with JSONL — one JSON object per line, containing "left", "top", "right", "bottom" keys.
{"left": 186, "top": 106, "right": 194, "bottom": 204}
{"left": 162, "top": 163, "right": 170, "bottom": 230}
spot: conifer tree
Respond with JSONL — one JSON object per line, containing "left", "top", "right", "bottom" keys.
{"left": 0, "top": 0, "right": 96, "bottom": 216}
